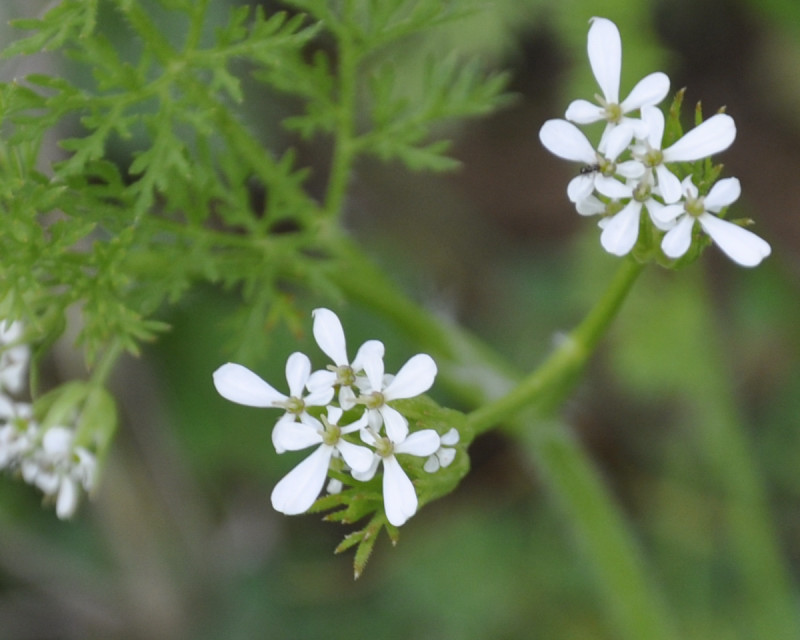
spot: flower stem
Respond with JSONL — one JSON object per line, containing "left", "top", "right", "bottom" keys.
{"left": 467, "top": 257, "right": 644, "bottom": 435}
{"left": 328, "top": 245, "right": 677, "bottom": 640}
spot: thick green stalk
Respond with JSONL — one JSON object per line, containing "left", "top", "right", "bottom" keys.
{"left": 328, "top": 243, "right": 677, "bottom": 640}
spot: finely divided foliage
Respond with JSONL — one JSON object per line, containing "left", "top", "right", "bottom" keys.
{"left": 0, "top": 0, "right": 500, "bottom": 568}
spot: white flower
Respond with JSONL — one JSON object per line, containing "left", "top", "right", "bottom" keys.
{"left": 538, "top": 119, "right": 644, "bottom": 202}
{"left": 353, "top": 428, "right": 441, "bottom": 527}
{"left": 0, "top": 397, "right": 35, "bottom": 470}
{"left": 0, "top": 320, "right": 30, "bottom": 395}
{"left": 634, "top": 106, "right": 736, "bottom": 204}
{"left": 655, "top": 176, "right": 771, "bottom": 267}
{"left": 595, "top": 172, "right": 673, "bottom": 256}
{"left": 565, "top": 17, "right": 669, "bottom": 135}
{"left": 423, "top": 427, "right": 460, "bottom": 473}
{"left": 270, "top": 406, "right": 373, "bottom": 515}
{"left": 212, "top": 353, "right": 335, "bottom": 452}
{"left": 358, "top": 350, "right": 438, "bottom": 443}
{"left": 306, "top": 308, "right": 383, "bottom": 409}
{"left": 20, "top": 426, "right": 96, "bottom": 519}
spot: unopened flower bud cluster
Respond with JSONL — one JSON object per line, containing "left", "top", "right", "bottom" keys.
{"left": 0, "top": 319, "right": 96, "bottom": 519}
{"left": 539, "top": 17, "right": 771, "bottom": 267}
{"left": 213, "top": 308, "right": 458, "bottom": 527}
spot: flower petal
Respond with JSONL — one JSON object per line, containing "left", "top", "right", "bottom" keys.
{"left": 382, "top": 456, "right": 417, "bottom": 527}
{"left": 395, "top": 429, "right": 441, "bottom": 457}
{"left": 538, "top": 119, "right": 597, "bottom": 163}
{"left": 271, "top": 445, "right": 332, "bottom": 515}
{"left": 303, "top": 386, "right": 335, "bottom": 408}
{"left": 587, "top": 17, "right": 621, "bottom": 103}
{"left": 567, "top": 174, "right": 596, "bottom": 203}
{"left": 576, "top": 195, "right": 606, "bottom": 216}
{"left": 663, "top": 113, "right": 736, "bottom": 162}
{"left": 595, "top": 175, "right": 631, "bottom": 199}
{"left": 312, "top": 308, "right": 348, "bottom": 366}
{"left": 655, "top": 164, "right": 682, "bottom": 204}
{"left": 359, "top": 342, "right": 386, "bottom": 391}
{"left": 351, "top": 454, "right": 380, "bottom": 482}
{"left": 603, "top": 123, "right": 635, "bottom": 160}
{"left": 661, "top": 215, "right": 695, "bottom": 259}
{"left": 441, "top": 428, "right": 460, "bottom": 446}
{"left": 381, "top": 405, "right": 409, "bottom": 443}
{"left": 600, "top": 200, "right": 642, "bottom": 256}
{"left": 305, "top": 369, "right": 336, "bottom": 393}
{"left": 438, "top": 448, "right": 457, "bottom": 468}
{"left": 272, "top": 416, "right": 322, "bottom": 453}
{"left": 338, "top": 440, "right": 374, "bottom": 473}
{"left": 704, "top": 177, "right": 741, "bottom": 211}
{"left": 351, "top": 339, "right": 384, "bottom": 375}
{"left": 384, "top": 353, "right": 437, "bottom": 400}
{"left": 213, "top": 363, "right": 285, "bottom": 407}
{"left": 564, "top": 99, "right": 605, "bottom": 124}
{"left": 285, "top": 352, "right": 311, "bottom": 397}
{"left": 698, "top": 214, "right": 771, "bottom": 267}
{"left": 620, "top": 71, "right": 670, "bottom": 113}
{"left": 56, "top": 478, "right": 79, "bottom": 519}
{"left": 640, "top": 106, "right": 664, "bottom": 147}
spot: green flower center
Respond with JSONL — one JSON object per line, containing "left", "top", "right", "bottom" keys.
{"left": 685, "top": 195, "right": 705, "bottom": 218}
{"left": 363, "top": 390, "right": 385, "bottom": 410}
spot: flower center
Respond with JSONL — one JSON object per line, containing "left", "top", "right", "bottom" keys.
{"left": 684, "top": 195, "right": 705, "bottom": 218}
{"left": 275, "top": 396, "right": 305, "bottom": 415}
{"left": 599, "top": 97, "right": 623, "bottom": 124}
{"left": 362, "top": 390, "right": 385, "bottom": 410}
{"left": 597, "top": 156, "right": 616, "bottom": 177}
{"left": 374, "top": 435, "right": 394, "bottom": 458}
{"left": 642, "top": 148, "right": 663, "bottom": 168}
{"left": 633, "top": 179, "right": 652, "bottom": 202}
{"left": 331, "top": 364, "right": 356, "bottom": 387}
{"left": 320, "top": 415, "right": 341, "bottom": 446}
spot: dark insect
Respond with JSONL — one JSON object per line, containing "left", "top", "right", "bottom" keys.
{"left": 579, "top": 164, "right": 601, "bottom": 175}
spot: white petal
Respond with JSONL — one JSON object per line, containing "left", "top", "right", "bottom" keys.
{"left": 303, "top": 386, "right": 335, "bottom": 408}
{"left": 351, "top": 339, "right": 384, "bottom": 375}
{"left": 382, "top": 456, "right": 417, "bottom": 527}
{"left": 603, "top": 124, "right": 634, "bottom": 160}
{"left": 620, "top": 72, "right": 670, "bottom": 112}
{"left": 704, "top": 177, "right": 741, "bottom": 211}
{"left": 576, "top": 195, "right": 606, "bottom": 216}
{"left": 395, "top": 429, "right": 441, "bottom": 457}
{"left": 698, "top": 214, "right": 771, "bottom": 267}
{"left": 663, "top": 114, "right": 736, "bottom": 162}
{"left": 213, "top": 363, "right": 285, "bottom": 407}
{"left": 351, "top": 454, "right": 380, "bottom": 482}
{"left": 441, "top": 428, "right": 460, "bottom": 446}
{"left": 640, "top": 106, "right": 664, "bottom": 147}
{"left": 325, "top": 406, "right": 343, "bottom": 425}
{"left": 285, "top": 352, "right": 311, "bottom": 397}
{"left": 564, "top": 99, "right": 605, "bottom": 124}
{"left": 305, "top": 369, "right": 336, "bottom": 393}
{"left": 567, "top": 174, "right": 596, "bottom": 202}
{"left": 600, "top": 201, "right": 642, "bottom": 256}
{"left": 338, "top": 386, "right": 358, "bottom": 410}
{"left": 337, "top": 440, "right": 374, "bottom": 473}
{"left": 381, "top": 405, "right": 409, "bottom": 443}
{"left": 595, "top": 175, "right": 631, "bottom": 199}
{"left": 661, "top": 215, "right": 695, "bottom": 259}
{"left": 538, "top": 119, "right": 597, "bottom": 163}
{"left": 587, "top": 17, "right": 621, "bottom": 103}
{"left": 272, "top": 416, "right": 322, "bottom": 453}
{"left": 423, "top": 456, "right": 440, "bottom": 473}
{"left": 384, "top": 353, "right": 437, "bottom": 400}
{"left": 312, "top": 308, "right": 348, "bottom": 366}
{"left": 43, "top": 427, "right": 73, "bottom": 458}
{"left": 655, "top": 164, "right": 682, "bottom": 204}
{"left": 56, "top": 478, "right": 79, "bottom": 519}
{"left": 271, "top": 445, "right": 332, "bottom": 515}
{"left": 438, "top": 448, "right": 457, "bottom": 468}
{"left": 644, "top": 199, "right": 677, "bottom": 230}
{"left": 339, "top": 412, "right": 369, "bottom": 435}
{"left": 616, "top": 160, "right": 646, "bottom": 179}
{"left": 360, "top": 343, "right": 386, "bottom": 391}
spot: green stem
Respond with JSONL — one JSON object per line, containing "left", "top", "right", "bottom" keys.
{"left": 467, "top": 257, "right": 644, "bottom": 435}
{"left": 327, "top": 244, "right": 677, "bottom": 640}
{"left": 323, "top": 5, "right": 358, "bottom": 220}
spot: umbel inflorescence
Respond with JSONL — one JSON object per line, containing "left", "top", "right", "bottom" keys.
{"left": 213, "top": 308, "right": 458, "bottom": 528}
{"left": 539, "top": 17, "right": 771, "bottom": 267}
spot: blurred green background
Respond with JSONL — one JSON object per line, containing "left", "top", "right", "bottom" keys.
{"left": 1, "top": 0, "right": 800, "bottom": 638}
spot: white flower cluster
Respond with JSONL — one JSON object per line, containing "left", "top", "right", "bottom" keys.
{"left": 213, "top": 308, "right": 458, "bottom": 527}
{"left": 539, "top": 17, "right": 771, "bottom": 267}
{"left": 0, "top": 320, "right": 96, "bottom": 519}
